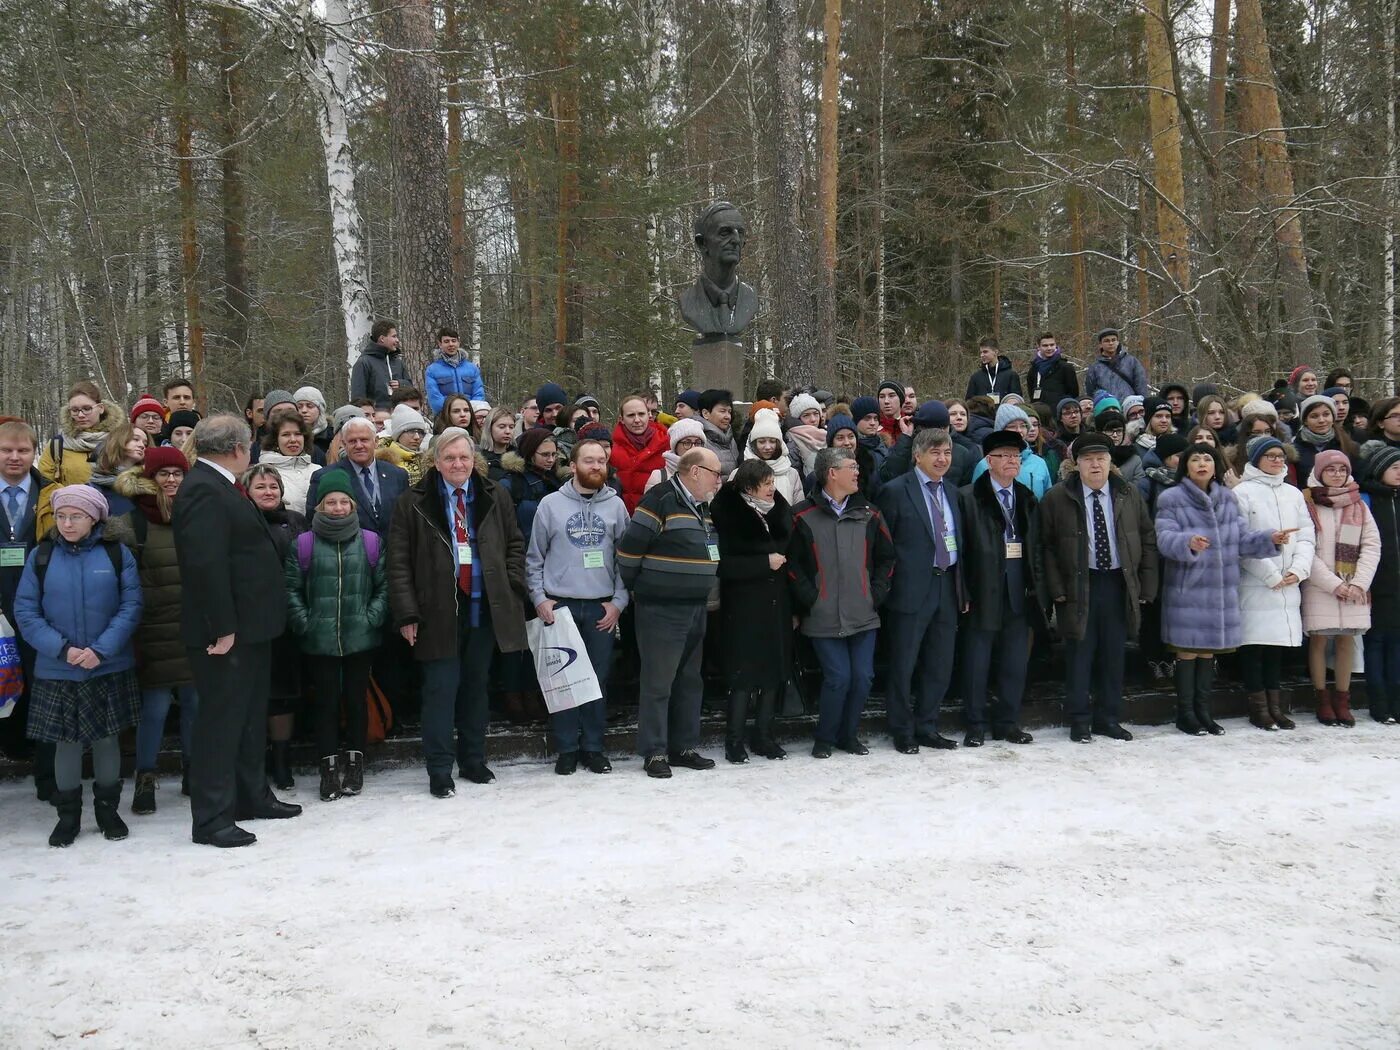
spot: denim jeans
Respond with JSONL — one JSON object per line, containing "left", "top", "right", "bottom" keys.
{"left": 136, "top": 685, "right": 200, "bottom": 771}
{"left": 810, "top": 630, "right": 877, "bottom": 745}
{"left": 548, "top": 598, "right": 615, "bottom": 754}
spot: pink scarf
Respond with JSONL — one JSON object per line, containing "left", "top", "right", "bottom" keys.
{"left": 1306, "top": 479, "right": 1364, "bottom": 579}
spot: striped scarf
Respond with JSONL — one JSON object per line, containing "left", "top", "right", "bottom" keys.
{"left": 1306, "top": 480, "right": 1364, "bottom": 579}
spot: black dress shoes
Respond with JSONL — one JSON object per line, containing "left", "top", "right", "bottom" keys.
{"left": 836, "top": 738, "right": 870, "bottom": 755}
{"left": 429, "top": 773, "right": 456, "bottom": 798}
{"left": 460, "top": 763, "right": 496, "bottom": 784}
{"left": 993, "top": 727, "right": 1034, "bottom": 744}
{"left": 668, "top": 749, "right": 716, "bottom": 770}
{"left": 915, "top": 733, "right": 958, "bottom": 750}
{"left": 892, "top": 737, "right": 920, "bottom": 754}
{"left": 1093, "top": 722, "right": 1134, "bottom": 741}
{"left": 644, "top": 755, "right": 672, "bottom": 778}
{"left": 963, "top": 730, "right": 985, "bottom": 748}
{"left": 193, "top": 825, "right": 256, "bottom": 848}
{"left": 1070, "top": 724, "right": 1093, "bottom": 743}
{"left": 236, "top": 798, "right": 302, "bottom": 821}
{"left": 811, "top": 741, "right": 833, "bottom": 759}
{"left": 581, "top": 751, "right": 612, "bottom": 774}
{"left": 555, "top": 752, "right": 578, "bottom": 775}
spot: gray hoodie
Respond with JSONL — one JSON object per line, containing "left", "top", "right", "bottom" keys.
{"left": 526, "top": 479, "right": 631, "bottom": 609}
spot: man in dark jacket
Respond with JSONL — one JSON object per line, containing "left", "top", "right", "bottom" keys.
{"left": 875, "top": 428, "right": 964, "bottom": 753}
{"left": 173, "top": 414, "right": 301, "bottom": 847}
{"left": 1035, "top": 432, "right": 1160, "bottom": 742}
{"left": 957, "top": 430, "right": 1040, "bottom": 747}
{"left": 386, "top": 428, "right": 528, "bottom": 797}
{"left": 1082, "top": 327, "right": 1150, "bottom": 401}
{"left": 0, "top": 420, "right": 56, "bottom": 796}
{"left": 306, "top": 417, "right": 410, "bottom": 537}
{"left": 879, "top": 400, "right": 975, "bottom": 488}
{"left": 617, "top": 447, "right": 723, "bottom": 778}
{"left": 1025, "top": 332, "right": 1080, "bottom": 407}
{"left": 350, "top": 319, "right": 410, "bottom": 410}
{"left": 965, "top": 337, "right": 1023, "bottom": 403}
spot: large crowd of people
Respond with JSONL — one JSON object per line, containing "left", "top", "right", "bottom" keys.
{"left": 2, "top": 321, "right": 1396, "bottom": 849}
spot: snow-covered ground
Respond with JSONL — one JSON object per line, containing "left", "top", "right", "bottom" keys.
{"left": 3, "top": 717, "right": 1399, "bottom": 1049}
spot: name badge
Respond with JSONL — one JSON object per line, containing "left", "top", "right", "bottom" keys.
{"left": 707, "top": 543, "right": 720, "bottom": 562}
{"left": 0, "top": 544, "right": 25, "bottom": 568}
{"left": 943, "top": 534, "right": 958, "bottom": 554}
{"left": 988, "top": 394, "right": 1001, "bottom": 405}
{"left": 457, "top": 545, "right": 473, "bottom": 566}
{"left": 582, "top": 550, "right": 605, "bottom": 569}
{"left": 1005, "top": 542, "right": 1023, "bottom": 559}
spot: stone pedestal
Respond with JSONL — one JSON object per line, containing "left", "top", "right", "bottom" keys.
{"left": 690, "top": 340, "right": 746, "bottom": 396}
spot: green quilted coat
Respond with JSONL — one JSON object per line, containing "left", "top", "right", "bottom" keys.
{"left": 283, "top": 529, "right": 389, "bottom": 656}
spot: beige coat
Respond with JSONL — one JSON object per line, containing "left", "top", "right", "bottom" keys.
{"left": 1302, "top": 492, "right": 1381, "bottom": 634}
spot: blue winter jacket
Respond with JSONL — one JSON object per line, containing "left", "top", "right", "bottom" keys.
{"left": 13, "top": 525, "right": 144, "bottom": 681}
{"left": 970, "top": 446, "right": 1053, "bottom": 498}
{"left": 424, "top": 353, "right": 486, "bottom": 414}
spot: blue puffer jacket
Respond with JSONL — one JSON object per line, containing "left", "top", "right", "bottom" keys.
{"left": 424, "top": 353, "right": 486, "bottom": 414}
{"left": 969, "top": 446, "right": 1053, "bottom": 498}
{"left": 13, "top": 525, "right": 144, "bottom": 681}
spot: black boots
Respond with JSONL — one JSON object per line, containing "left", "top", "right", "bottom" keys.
{"left": 48, "top": 786, "right": 82, "bottom": 848}
{"left": 725, "top": 691, "right": 749, "bottom": 763}
{"left": 749, "top": 689, "right": 786, "bottom": 760}
{"left": 270, "top": 741, "right": 295, "bottom": 790}
{"left": 1174, "top": 660, "right": 1206, "bottom": 735}
{"left": 319, "top": 755, "right": 341, "bottom": 801}
{"left": 1193, "top": 658, "right": 1224, "bottom": 735}
{"left": 342, "top": 750, "right": 364, "bottom": 795}
{"left": 131, "top": 770, "right": 158, "bottom": 814}
{"left": 1247, "top": 691, "right": 1277, "bottom": 731}
{"left": 92, "top": 781, "right": 129, "bottom": 841}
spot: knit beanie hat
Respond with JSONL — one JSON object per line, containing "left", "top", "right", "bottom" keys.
{"left": 535, "top": 382, "right": 568, "bottom": 410}
{"left": 1091, "top": 392, "right": 1122, "bottom": 416}
{"left": 789, "top": 393, "right": 822, "bottom": 421}
{"left": 1001, "top": 392, "right": 1025, "bottom": 407}
{"left": 747, "top": 399, "right": 777, "bottom": 420}
{"left": 331, "top": 405, "right": 364, "bottom": 433}
{"left": 517, "top": 426, "right": 555, "bottom": 464}
{"left": 1321, "top": 386, "right": 1347, "bottom": 400}
{"left": 577, "top": 423, "right": 611, "bottom": 445}
{"left": 1313, "top": 449, "right": 1351, "bottom": 478}
{"left": 293, "top": 386, "right": 326, "bottom": 414}
{"left": 141, "top": 445, "right": 188, "bottom": 478}
{"left": 913, "top": 400, "right": 950, "bottom": 429}
{"left": 1288, "top": 365, "right": 1315, "bottom": 390}
{"left": 994, "top": 403, "right": 1030, "bottom": 430}
{"left": 574, "top": 393, "right": 600, "bottom": 410}
{"left": 314, "top": 469, "right": 356, "bottom": 507}
{"left": 877, "top": 379, "right": 904, "bottom": 404}
{"left": 667, "top": 417, "right": 705, "bottom": 451}
{"left": 1056, "top": 397, "right": 1082, "bottom": 418}
{"left": 1246, "top": 435, "right": 1284, "bottom": 467}
{"left": 264, "top": 389, "right": 296, "bottom": 415}
{"left": 52, "top": 484, "right": 109, "bottom": 523}
{"left": 390, "top": 403, "right": 431, "bottom": 441}
{"left": 1121, "top": 395, "right": 1145, "bottom": 417}
{"left": 1298, "top": 394, "right": 1336, "bottom": 423}
{"left": 162, "top": 410, "right": 201, "bottom": 444}
{"left": 1096, "top": 408, "right": 1127, "bottom": 432}
{"left": 675, "top": 389, "right": 701, "bottom": 412}
{"left": 1143, "top": 395, "right": 1172, "bottom": 421}
{"left": 748, "top": 409, "right": 783, "bottom": 447}
{"left": 1360, "top": 440, "right": 1400, "bottom": 483}
{"left": 851, "top": 396, "right": 879, "bottom": 422}
{"left": 826, "top": 414, "right": 857, "bottom": 445}
{"left": 130, "top": 395, "right": 164, "bottom": 424}
{"left": 1239, "top": 399, "right": 1278, "bottom": 421}
{"left": 470, "top": 400, "right": 492, "bottom": 415}
{"left": 1155, "top": 433, "right": 1189, "bottom": 463}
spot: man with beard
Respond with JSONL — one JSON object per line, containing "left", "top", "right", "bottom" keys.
{"left": 526, "top": 439, "right": 630, "bottom": 777}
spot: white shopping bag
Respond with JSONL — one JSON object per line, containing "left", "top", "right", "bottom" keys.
{"left": 526, "top": 606, "right": 602, "bottom": 715}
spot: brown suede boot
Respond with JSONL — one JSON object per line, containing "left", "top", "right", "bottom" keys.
{"left": 1315, "top": 687, "right": 1338, "bottom": 726}
{"left": 1247, "top": 692, "right": 1277, "bottom": 731}
{"left": 1333, "top": 690, "right": 1355, "bottom": 727}
{"left": 1266, "top": 689, "right": 1295, "bottom": 730}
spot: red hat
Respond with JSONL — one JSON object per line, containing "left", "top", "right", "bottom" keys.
{"left": 130, "top": 395, "right": 165, "bottom": 424}
{"left": 142, "top": 445, "right": 189, "bottom": 479}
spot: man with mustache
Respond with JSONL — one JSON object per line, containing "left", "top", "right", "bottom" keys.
{"left": 525, "top": 439, "right": 630, "bottom": 777}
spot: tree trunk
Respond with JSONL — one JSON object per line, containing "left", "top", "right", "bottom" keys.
{"left": 873, "top": 0, "right": 888, "bottom": 377}
{"left": 1143, "top": 0, "right": 1191, "bottom": 364}
{"left": 553, "top": 16, "right": 583, "bottom": 384}
{"left": 1383, "top": 0, "right": 1396, "bottom": 388}
{"left": 169, "top": 0, "right": 205, "bottom": 407}
{"left": 216, "top": 10, "right": 250, "bottom": 355}
{"left": 443, "top": 0, "right": 471, "bottom": 330}
{"left": 1234, "top": 0, "right": 1321, "bottom": 360}
{"left": 769, "top": 0, "right": 815, "bottom": 384}
{"left": 307, "top": 0, "right": 374, "bottom": 377}
{"left": 374, "top": 0, "right": 456, "bottom": 382}
{"left": 1063, "top": 0, "right": 1088, "bottom": 349}
{"left": 816, "top": 0, "right": 841, "bottom": 374}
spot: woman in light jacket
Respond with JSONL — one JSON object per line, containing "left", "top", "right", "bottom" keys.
{"left": 1302, "top": 449, "right": 1381, "bottom": 727}
{"left": 1233, "top": 436, "right": 1315, "bottom": 731}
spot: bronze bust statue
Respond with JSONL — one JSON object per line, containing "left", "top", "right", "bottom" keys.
{"left": 678, "top": 201, "right": 758, "bottom": 344}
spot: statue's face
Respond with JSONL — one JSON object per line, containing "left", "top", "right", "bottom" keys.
{"left": 697, "top": 208, "right": 747, "bottom": 266}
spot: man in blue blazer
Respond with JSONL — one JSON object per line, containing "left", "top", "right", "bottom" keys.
{"left": 876, "top": 427, "right": 965, "bottom": 753}
{"left": 304, "top": 417, "right": 410, "bottom": 537}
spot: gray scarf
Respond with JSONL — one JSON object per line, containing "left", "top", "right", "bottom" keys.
{"left": 312, "top": 510, "right": 360, "bottom": 544}
{"left": 1296, "top": 424, "right": 1335, "bottom": 447}
{"left": 742, "top": 492, "right": 775, "bottom": 517}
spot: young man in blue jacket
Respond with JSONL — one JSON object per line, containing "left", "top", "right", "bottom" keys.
{"left": 424, "top": 326, "right": 486, "bottom": 414}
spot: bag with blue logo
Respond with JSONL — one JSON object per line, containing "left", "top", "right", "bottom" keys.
{"left": 525, "top": 606, "right": 602, "bottom": 715}
{"left": 0, "top": 612, "right": 23, "bottom": 719}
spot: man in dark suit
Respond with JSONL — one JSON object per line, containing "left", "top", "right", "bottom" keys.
{"left": 875, "top": 427, "right": 964, "bottom": 753}
{"left": 0, "top": 420, "right": 57, "bottom": 796}
{"left": 305, "top": 416, "right": 410, "bottom": 537}
{"left": 173, "top": 414, "right": 301, "bottom": 848}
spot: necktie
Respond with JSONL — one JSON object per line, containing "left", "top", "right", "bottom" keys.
{"left": 998, "top": 487, "right": 1016, "bottom": 541}
{"left": 361, "top": 466, "right": 379, "bottom": 513}
{"left": 454, "top": 488, "right": 473, "bottom": 596}
{"left": 926, "top": 480, "right": 951, "bottom": 570}
{"left": 3, "top": 486, "right": 20, "bottom": 537}
{"left": 1092, "top": 490, "right": 1111, "bottom": 570}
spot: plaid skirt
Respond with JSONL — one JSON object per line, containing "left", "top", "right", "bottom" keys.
{"left": 27, "top": 670, "right": 142, "bottom": 744}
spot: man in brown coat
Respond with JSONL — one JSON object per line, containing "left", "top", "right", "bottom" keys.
{"left": 387, "top": 428, "right": 528, "bottom": 797}
{"left": 1036, "top": 432, "right": 1159, "bottom": 743}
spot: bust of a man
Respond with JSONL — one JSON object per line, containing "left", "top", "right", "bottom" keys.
{"left": 679, "top": 201, "right": 758, "bottom": 344}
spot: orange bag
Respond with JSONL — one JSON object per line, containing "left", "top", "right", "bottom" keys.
{"left": 365, "top": 676, "right": 394, "bottom": 744}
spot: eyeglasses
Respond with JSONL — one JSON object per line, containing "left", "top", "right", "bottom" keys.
{"left": 694, "top": 464, "right": 724, "bottom": 478}
{"left": 55, "top": 513, "right": 91, "bottom": 525}
{"left": 675, "top": 438, "right": 704, "bottom": 450}
{"left": 154, "top": 469, "right": 185, "bottom": 480}
{"left": 536, "top": 450, "right": 559, "bottom": 459}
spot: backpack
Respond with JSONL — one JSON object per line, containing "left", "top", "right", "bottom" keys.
{"left": 296, "top": 529, "right": 380, "bottom": 574}
{"left": 32, "top": 537, "right": 124, "bottom": 592}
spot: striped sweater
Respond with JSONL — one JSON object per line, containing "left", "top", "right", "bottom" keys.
{"left": 617, "top": 477, "right": 718, "bottom": 603}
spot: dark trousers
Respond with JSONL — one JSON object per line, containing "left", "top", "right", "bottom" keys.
{"left": 1239, "top": 644, "right": 1284, "bottom": 692}
{"left": 420, "top": 604, "right": 496, "bottom": 776}
{"left": 961, "top": 613, "right": 1030, "bottom": 732}
{"left": 307, "top": 651, "right": 375, "bottom": 757}
{"left": 187, "top": 641, "right": 273, "bottom": 836}
{"left": 373, "top": 630, "right": 419, "bottom": 725}
{"left": 1363, "top": 630, "right": 1400, "bottom": 719}
{"left": 1064, "top": 571, "right": 1127, "bottom": 727}
{"left": 884, "top": 571, "right": 957, "bottom": 739}
{"left": 548, "top": 597, "right": 614, "bottom": 754}
{"left": 634, "top": 600, "right": 706, "bottom": 757}
{"left": 810, "top": 629, "right": 878, "bottom": 745}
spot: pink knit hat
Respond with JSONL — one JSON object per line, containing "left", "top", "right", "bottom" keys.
{"left": 1313, "top": 449, "right": 1351, "bottom": 478}
{"left": 51, "top": 484, "right": 110, "bottom": 523}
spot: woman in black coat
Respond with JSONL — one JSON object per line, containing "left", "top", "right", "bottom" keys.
{"left": 711, "top": 460, "right": 794, "bottom": 763}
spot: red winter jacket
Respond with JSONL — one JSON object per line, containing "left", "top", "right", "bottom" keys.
{"left": 610, "top": 421, "right": 670, "bottom": 513}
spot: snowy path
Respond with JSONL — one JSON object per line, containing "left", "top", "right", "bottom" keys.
{"left": 2, "top": 718, "right": 1399, "bottom": 1049}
